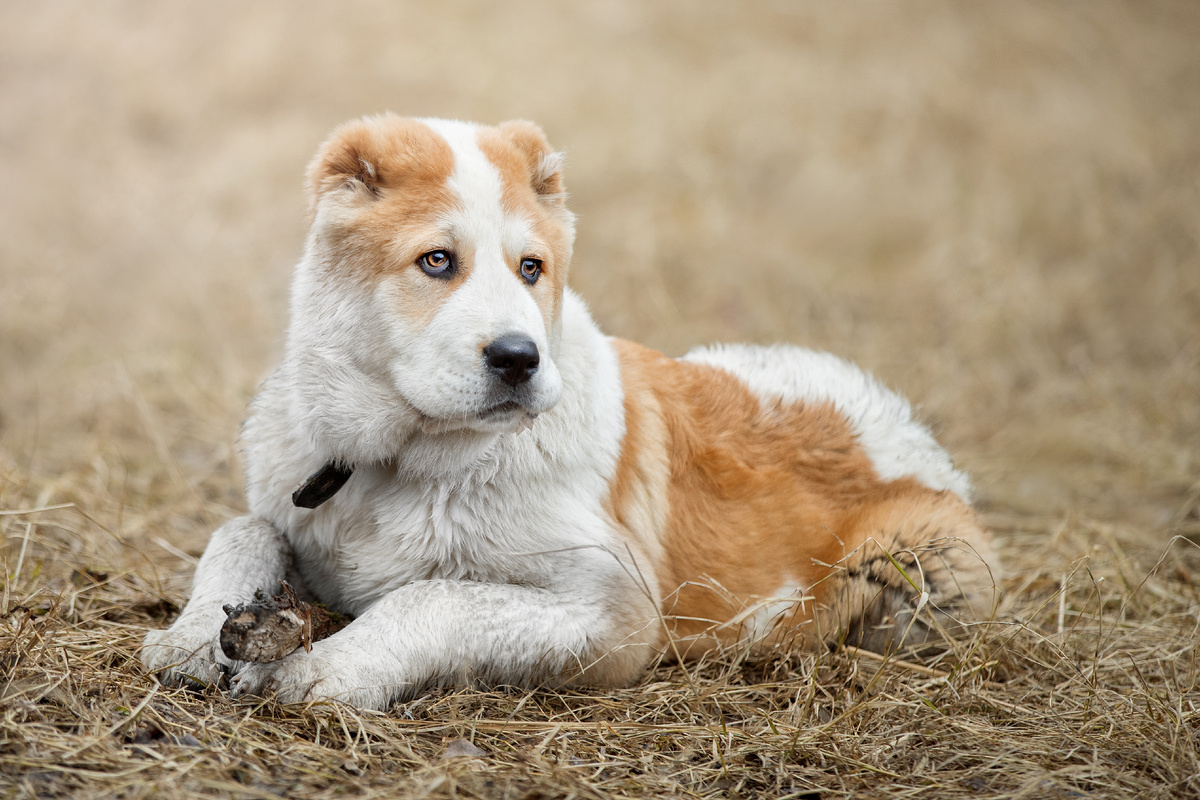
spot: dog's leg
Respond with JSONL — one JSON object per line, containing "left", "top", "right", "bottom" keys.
{"left": 142, "top": 515, "right": 293, "bottom": 688}
{"left": 819, "top": 489, "right": 1002, "bottom": 656}
{"left": 230, "top": 577, "right": 655, "bottom": 710}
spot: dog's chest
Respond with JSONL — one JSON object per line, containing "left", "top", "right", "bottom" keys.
{"left": 285, "top": 469, "right": 552, "bottom": 616}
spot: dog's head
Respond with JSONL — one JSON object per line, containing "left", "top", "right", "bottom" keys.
{"left": 285, "top": 115, "right": 575, "bottom": 464}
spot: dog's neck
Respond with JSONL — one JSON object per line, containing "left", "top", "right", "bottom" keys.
{"left": 292, "top": 461, "right": 354, "bottom": 508}
{"left": 243, "top": 290, "right": 624, "bottom": 523}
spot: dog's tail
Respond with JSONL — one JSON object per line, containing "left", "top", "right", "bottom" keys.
{"left": 813, "top": 485, "right": 1002, "bottom": 655}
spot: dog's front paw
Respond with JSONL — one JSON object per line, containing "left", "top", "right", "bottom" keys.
{"left": 228, "top": 646, "right": 401, "bottom": 711}
{"left": 142, "top": 619, "right": 235, "bottom": 689}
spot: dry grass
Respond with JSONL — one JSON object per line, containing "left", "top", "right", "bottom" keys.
{"left": 3, "top": 507, "right": 1198, "bottom": 798}
{"left": 2, "top": 1, "right": 1198, "bottom": 797}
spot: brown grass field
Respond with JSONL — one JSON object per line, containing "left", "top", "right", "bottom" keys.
{"left": 2, "top": 2, "right": 1199, "bottom": 797}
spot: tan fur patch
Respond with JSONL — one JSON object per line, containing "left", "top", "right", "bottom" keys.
{"left": 476, "top": 122, "right": 574, "bottom": 334}
{"left": 606, "top": 340, "right": 671, "bottom": 578}
{"left": 305, "top": 116, "right": 575, "bottom": 341}
{"left": 609, "top": 340, "right": 995, "bottom": 656}
{"left": 305, "top": 115, "right": 465, "bottom": 327}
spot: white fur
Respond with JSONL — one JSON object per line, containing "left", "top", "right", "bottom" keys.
{"left": 144, "top": 119, "right": 657, "bottom": 708}
{"left": 142, "top": 118, "right": 978, "bottom": 710}
{"left": 684, "top": 344, "right": 973, "bottom": 501}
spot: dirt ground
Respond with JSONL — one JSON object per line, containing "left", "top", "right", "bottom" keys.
{"left": 2, "top": 2, "right": 1198, "bottom": 798}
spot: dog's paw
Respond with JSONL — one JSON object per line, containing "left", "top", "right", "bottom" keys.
{"left": 228, "top": 647, "right": 399, "bottom": 711}
{"left": 142, "top": 620, "right": 234, "bottom": 689}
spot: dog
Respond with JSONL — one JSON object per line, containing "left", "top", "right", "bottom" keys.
{"left": 142, "top": 115, "right": 1000, "bottom": 710}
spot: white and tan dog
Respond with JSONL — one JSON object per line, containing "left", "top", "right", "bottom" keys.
{"left": 142, "top": 115, "right": 1000, "bottom": 710}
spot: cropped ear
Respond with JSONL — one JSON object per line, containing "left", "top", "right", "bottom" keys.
{"left": 304, "top": 118, "right": 385, "bottom": 219}
{"left": 496, "top": 120, "right": 567, "bottom": 202}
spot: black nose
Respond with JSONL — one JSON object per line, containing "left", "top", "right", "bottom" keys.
{"left": 483, "top": 334, "right": 540, "bottom": 387}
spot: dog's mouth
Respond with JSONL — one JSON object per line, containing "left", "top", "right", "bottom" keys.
{"left": 477, "top": 400, "right": 539, "bottom": 433}
{"left": 479, "top": 400, "right": 522, "bottom": 418}
{"left": 413, "top": 398, "right": 538, "bottom": 435}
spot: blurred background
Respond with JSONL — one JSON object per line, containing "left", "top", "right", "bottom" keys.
{"left": 1, "top": 1, "right": 1197, "bottom": 564}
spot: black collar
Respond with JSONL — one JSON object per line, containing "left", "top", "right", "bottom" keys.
{"left": 292, "top": 462, "right": 354, "bottom": 509}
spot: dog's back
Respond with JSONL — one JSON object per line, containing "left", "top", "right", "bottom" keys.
{"left": 611, "top": 339, "right": 998, "bottom": 655}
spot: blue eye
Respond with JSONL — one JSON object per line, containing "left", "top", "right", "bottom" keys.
{"left": 419, "top": 250, "right": 455, "bottom": 277}
{"left": 520, "top": 258, "right": 542, "bottom": 284}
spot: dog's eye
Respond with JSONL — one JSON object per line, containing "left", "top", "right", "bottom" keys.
{"left": 519, "top": 258, "right": 542, "bottom": 285}
{"left": 418, "top": 250, "right": 455, "bottom": 278}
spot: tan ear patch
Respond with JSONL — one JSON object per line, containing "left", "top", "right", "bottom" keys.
{"left": 306, "top": 122, "right": 382, "bottom": 208}
{"left": 304, "top": 115, "right": 456, "bottom": 222}
{"left": 531, "top": 151, "right": 565, "bottom": 199}
{"left": 488, "top": 119, "right": 566, "bottom": 200}
{"left": 302, "top": 115, "right": 462, "bottom": 299}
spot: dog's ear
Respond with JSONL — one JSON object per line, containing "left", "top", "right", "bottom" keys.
{"left": 307, "top": 122, "right": 381, "bottom": 196}
{"left": 496, "top": 120, "right": 567, "bottom": 203}
{"left": 305, "top": 119, "right": 386, "bottom": 218}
